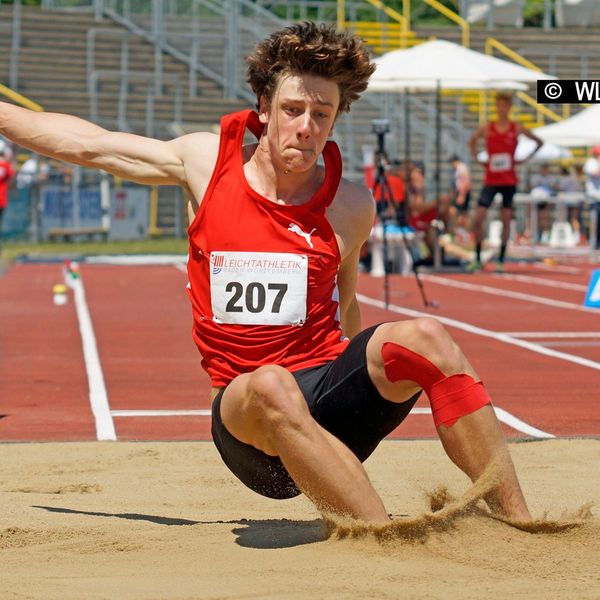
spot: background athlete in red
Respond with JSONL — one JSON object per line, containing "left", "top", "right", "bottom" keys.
{"left": 469, "top": 92, "right": 543, "bottom": 271}
{"left": 0, "top": 145, "right": 15, "bottom": 242}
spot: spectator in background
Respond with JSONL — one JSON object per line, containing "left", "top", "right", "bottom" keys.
{"left": 529, "top": 163, "right": 557, "bottom": 241}
{"left": 16, "top": 154, "right": 48, "bottom": 189}
{"left": 583, "top": 146, "right": 600, "bottom": 249}
{"left": 529, "top": 163, "right": 557, "bottom": 196}
{"left": 583, "top": 145, "right": 600, "bottom": 182}
{"left": 449, "top": 155, "right": 472, "bottom": 245}
{"left": 371, "top": 154, "right": 405, "bottom": 223}
{"left": 557, "top": 163, "right": 584, "bottom": 244}
{"left": 557, "top": 163, "right": 583, "bottom": 194}
{"left": 407, "top": 162, "right": 438, "bottom": 260}
{"left": 408, "top": 161, "right": 426, "bottom": 214}
{"left": 361, "top": 152, "right": 407, "bottom": 272}
{"left": 0, "top": 142, "right": 15, "bottom": 243}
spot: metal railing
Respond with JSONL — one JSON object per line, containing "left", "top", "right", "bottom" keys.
{"left": 88, "top": 70, "right": 183, "bottom": 136}
{"left": 87, "top": 28, "right": 183, "bottom": 135}
{"left": 458, "top": 0, "right": 553, "bottom": 29}
{"left": 41, "top": 0, "right": 97, "bottom": 9}
{"left": 0, "top": 0, "right": 23, "bottom": 91}
{"left": 519, "top": 46, "right": 597, "bottom": 81}
{"left": 0, "top": 1, "right": 44, "bottom": 111}
{"left": 424, "top": 0, "right": 470, "bottom": 47}
{"left": 485, "top": 37, "right": 562, "bottom": 125}
{"left": 97, "top": 0, "right": 287, "bottom": 102}
{"left": 254, "top": 0, "right": 360, "bottom": 23}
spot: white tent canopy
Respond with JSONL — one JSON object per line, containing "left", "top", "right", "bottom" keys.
{"left": 534, "top": 105, "right": 600, "bottom": 148}
{"left": 368, "top": 39, "right": 554, "bottom": 92}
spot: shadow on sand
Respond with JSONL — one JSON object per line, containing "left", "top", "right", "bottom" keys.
{"left": 32, "top": 505, "right": 326, "bottom": 549}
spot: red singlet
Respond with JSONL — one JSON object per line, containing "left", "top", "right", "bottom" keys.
{"left": 187, "top": 110, "right": 349, "bottom": 387}
{"left": 0, "top": 159, "right": 14, "bottom": 209}
{"left": 484, "top": 121, "right": 518, "bottom": 186}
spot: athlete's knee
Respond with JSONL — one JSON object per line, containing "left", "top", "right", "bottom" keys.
{"left": 246, "top": 365, "right": 308, "bottom": 431}
{"left": 381, "top": 319, "right": 489, "bottom": 428}
{"left": 391, "top": 317, "right": 464, "bottom": 374}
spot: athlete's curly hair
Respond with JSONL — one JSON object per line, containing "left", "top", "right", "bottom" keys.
{"left": 246, "top": 22, "right": 375, "bottom": 114}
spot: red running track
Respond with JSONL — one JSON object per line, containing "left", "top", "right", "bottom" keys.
{"left": 1, "top": 260, "right": 599, "bottom": 442}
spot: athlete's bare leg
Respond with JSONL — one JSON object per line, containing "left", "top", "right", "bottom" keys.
{"left": 366, "top": 319, "right": 531, "bottom": 522}
{"left": 500, "top": 206, "right": 512, "bottom": 248}
{"left": 220, "top": 366, "right": 392, "bottom": 523}
{"left": 472, "top": 205, "right": 487, "bottom": 250}
{"left": 220, "top": 318, "right": 530, "bottom": 523}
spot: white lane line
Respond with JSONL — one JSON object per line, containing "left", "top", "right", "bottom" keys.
{"left": 173, "top": 263, "right": 187, "bottom": 273}
{"left": 113, "top": 408, "right": 553, "bottom": 438}
{"left": 420, "top": 274, "right": 598, "bottom": 314}
{"left": 72, "top": 278, "right": 117, "bottom": 441}
{"left": 503, "top": 332, "right": 600, "bottom": 338}
{"left": 491, "top": 272, "right": 587, "bottom": 292}
{"left": 410, "top": 407, "right": 554, "bottom": 439}
{"left": 111, "top": 409, "right": 211, "bottom": 417}
{"left": 85, "top": 254, "right": 187, "bottom": 266}
{"left": 533, "top": 262, "right": 583, "bottom": 275}
{"left": 492, "top": 407, "right": 555, "bottom": 438}
{"left": 537, "top": 341, "right": 600, "bottom": 348}
{"left": 356, "top": 293, "right": 600, "bottom": 371}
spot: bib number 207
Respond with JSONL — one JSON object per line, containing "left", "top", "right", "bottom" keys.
{"left": 225, "top": 281, "right": 288, "bottom": 314}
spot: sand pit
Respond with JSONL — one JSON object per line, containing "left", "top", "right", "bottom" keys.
{"left": 1, "top": 438, "right": 599, "bottom": 599}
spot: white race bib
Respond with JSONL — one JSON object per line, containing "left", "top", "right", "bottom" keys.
{"left": 489, "top": 152, "right": 511, "bottom": 173}
{"left": 210, "top": 251, "right": 307, "bottom": 326}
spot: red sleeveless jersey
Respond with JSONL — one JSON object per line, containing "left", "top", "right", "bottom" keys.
{"left": 485, "top": 121, "right": 518, "bottom": 186}
{"left": 187, "top": 110, "right": 349, "bottom": 387}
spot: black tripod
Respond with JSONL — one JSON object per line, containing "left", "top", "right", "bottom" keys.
{"left": 371, "top": 120, "right": 434, "bottom": 309}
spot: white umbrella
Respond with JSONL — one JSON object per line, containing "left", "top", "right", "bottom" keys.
{"left": 534, "top": 105, "right": 600, "bottom": 147}
{"left": 368, "top": 39, "right": 554, "bottom": 92}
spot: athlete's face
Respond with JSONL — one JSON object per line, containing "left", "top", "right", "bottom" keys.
{"left": 496, "top": 97, "right": 512, "bottom": 118}
{"left": 259, "top": 73, "right": 340, "bottom": 173}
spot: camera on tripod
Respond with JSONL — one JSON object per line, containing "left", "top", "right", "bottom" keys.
{"left": 371, "top": 118, "right": 390, "bottom": 135}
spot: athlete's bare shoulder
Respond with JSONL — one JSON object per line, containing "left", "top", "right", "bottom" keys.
{"left": 169, "top": 131, "right": 220, "bottom": 200}
{"left": 327, "top": 177, "right": 375, "bottom": 257}
{"left": 170, "top": 131, "right": 220, "bottom": 172}
{"left": 336, "top": 176, "right": 376, "bottom": 218}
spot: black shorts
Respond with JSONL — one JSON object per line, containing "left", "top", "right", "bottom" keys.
{"left": 211, "top": 325, "right": 421, "bottom": 500}
{"left": 453, "top": 191, "right": 471, "bottom": 213}
{"left": 478, "top": 185, "right": 516, "bottom": 209}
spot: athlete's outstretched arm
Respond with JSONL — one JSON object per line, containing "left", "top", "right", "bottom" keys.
{"left": 0, "top": 102, "right": 211, "bottom": 187}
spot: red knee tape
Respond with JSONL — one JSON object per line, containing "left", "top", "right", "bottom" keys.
{"left": 381, "top": 342, "right": 491, "bottom": 428}
{"left": 381, "top": 342, "right": 445, "bottom": 395}
{"left": 429, "top": 375, "right": 491, "bottom": 427}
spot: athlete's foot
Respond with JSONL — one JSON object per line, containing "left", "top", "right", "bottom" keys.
{"left": 494, "top": 261, "right": 505, "bottom": 273}
{"left": 466, "top": 260, "right": 482, "bottom": 273}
